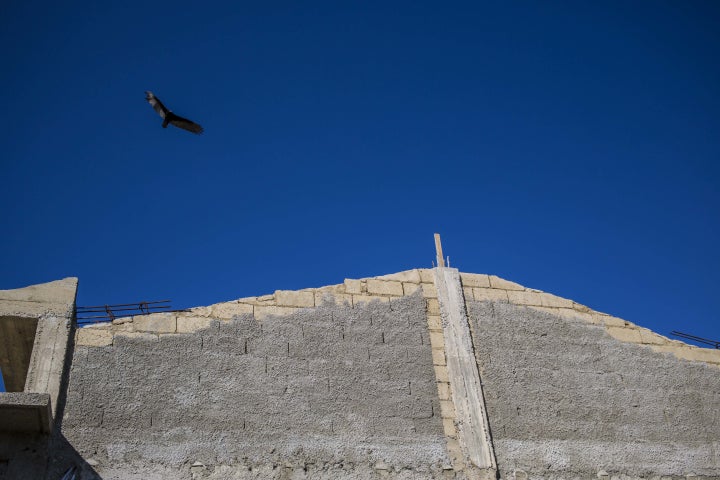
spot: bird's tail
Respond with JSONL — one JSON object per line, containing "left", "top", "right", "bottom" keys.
{"left": 162, "top": 118, "right": 169, "bottom": 128}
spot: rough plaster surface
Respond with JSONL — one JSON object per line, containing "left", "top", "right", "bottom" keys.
{"left": 0, "top": 277, "right": 77, "bottom": 319}
{"left": 467, "top": 300, "right": 720, "bottom": 479}
{"left": 0, "top": 316, "right": 38, "bottom": 392}
{"left": 0, "top": 392, "right": 52, "bottom": 433}
{"left": 62, "top": 293, "right": 451, "bottom": 479}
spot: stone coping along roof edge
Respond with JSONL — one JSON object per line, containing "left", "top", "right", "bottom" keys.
{"left": 76, "top": 269, "right": 720, "bottom": 368}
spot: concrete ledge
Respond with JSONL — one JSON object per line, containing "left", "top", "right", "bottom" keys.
{"left": 0, "top": 392, "right": 52, "bottom": 434}
{"left": 0, "top": 278, "right": 77, "bottom": 318}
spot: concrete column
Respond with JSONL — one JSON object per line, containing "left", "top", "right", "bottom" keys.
{"left": 434, "top": 267, "right": 496, "bottom": 477}
{"left": 0, "top": 277, "right": 78, "bottom": 420}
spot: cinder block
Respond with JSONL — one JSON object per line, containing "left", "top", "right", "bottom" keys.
{"left": 383, "top": 329, "right": 424, "bottom": 346}
{"left": 589, "top": 313, "right": 607, "bottom": 325}
{"left": 445, "top": 437, "right": 463, "bottom": 465}
{"left": 434, "top": 365, "right": 449, "bottom": 383}
{"left": 507, "top": 290, "right": 544, "bottom": 306}
{"left": 266, "top": 357, "right": 309, "bottom": 376}
{"left": 403, "top": 282, "right": 421, "bottom": 295}
{"left": 254, "top": 305, "right": 298, "bottom": 321}
{"left": 528, "top": 306, "right": 561, "bottom": 317}
{"left": 603, "top": 315, "right": 630, "bottom": 327}
{"left": 210, "top": 302, "right": 254, "bottom": 319}
{"left": 114, "top": 332, "right": 159, "bottom": 342}
{"left": 352, "top": 295, "right": 390, "bottom": 306}
{"left": 439, "top": 399, "right": 455, "bottom": 418}
{"left": 211, "top": 334, "right": 249, "bottom": 354}
{"left": 405, "top": 345, "right": 430, "bottom": 363}
{"left": 459, "top": 273, "right": 491, "bottom": 288}
{"left": 375, "top": 270, "right": 421, "bottom": 284}
{"left": 426, "top": 298, "right": 440, "bottom": 315}
{"left": 437, "top": 382, "right": 451, "bottom": 400}
{"left": 344, "top": 324, "right": 376, "bottom": 344}
{"left": 638, "top": 328, "right": 669, "bottom": 345}
{"left": 606, "top": 326, "right": 643, "bottom": 343}
{"left": 488, "top": 276, "right": 525, "bottom": 290}
{"left": 111, "top": 316, "right": 132, "bottom": 325}
{"left": 432, "top": 349, "right": 446, "bottom": 366}
{"left": 187, "top": 305, "right": 212, "bottom": 317}
{"left": 669, "top": 346, "right": 720, "bottom": 364}
{"left": 314, "top": 291, "right": 353, "bottom": 306}
{"left": 134, "top": 313, "right": 176, "bottom": 333}
{"left": 397, "top": 397, "right": 434, "bottom": 419}
{"left": 81, "top": 323, "right": 110, "bottom": 330}
{"left": 442, "top": 418, "right": 457, "bottom": 438}
{"left": 76, "top": 328, "right": 113, "bottom": 347}
{"left": 570, "top": 308, "right": 594, "bottom": 322}
{"left": 108, "top": 321, "right": 133, "bottom": 332}
{"left": 367, "top": 279, "right": 404, "bottom": 296}
{"left": 540, "top": 293, "right": 574, "bottom": 308}
{"left": 274, "top": 290, "right": 315, "bottom": 308}
{"left": 177, "top": 316, "right": 214, "bottom": 333}
{"left": 413, "top": 417, "right": 442, "bottom": 435}
{"left": 419, "top": 269, "right": 435, "bottom": 283}
{"left": 302, "top": 322, "right": 342, "bottom": 341}
{"left": 421, "top": 284, "right": 438, "bottom": 298}
{"left": 344, "top": 279, "right": 363, "bottom": 294}
{"left": 463, "top": 287, "right": 475, "bottom": 301}
{"left": 369, "top": 344, "right": 412, "bottom": 366}
{"left": 427, "top": 314, "right": 442, "bottom": 331}
{"left": 472, "top": 288, "right": 508, "bottom": 302}
{"left": 534, "top": 307, "right": 593, "bottom": 322}
{"left": 429, "top": 331, "right": 445, "bottom": 350}
{"left": 572, "top": 302, "right": 591, "bottom": 312}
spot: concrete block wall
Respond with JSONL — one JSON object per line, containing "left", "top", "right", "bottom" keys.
{"left": 65, "top": 270, "right": 463, "bottom": 479}
{"left": 62, "top": 269, "right": 720, "bottom": 479}
{"left": 460, "top": 274, "right": 720, "bottom": 479}
{"left": 458, "top": 273, "right": 720, "bottom": 368}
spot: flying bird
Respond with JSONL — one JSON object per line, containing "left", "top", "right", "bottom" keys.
{"left": 145, "top": 91, "right": 204, "bottom": 134}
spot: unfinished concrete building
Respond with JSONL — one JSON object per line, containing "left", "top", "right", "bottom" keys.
{"left": 1, "top": 261, "right": 719, "bottom": 479}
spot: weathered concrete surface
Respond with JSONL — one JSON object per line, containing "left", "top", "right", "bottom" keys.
{"left": 434, "top": 268, "right": 495, "bottom": 475}
{"left": 0, "top": 431, "right": 49, "bottom": 479}
{"left": 0, "top": 278, "right": 77, "bottom": 319}
{"left": 22, "top": 278, "right": 78, "bottom": 420}
{"left": 62, "top": 293, "right": 451, "bottom": 478}
{"left": 467, "top": 300, "right": 720, "bottom": 478}
{"left": 0, "top": 277, "right": 78, "bottom": 419}
{"left": 0, "top": 278, "right": 77, "bottom": 394}
{"left": 0, "top": 392, "right": 52, "bottom": 433}
{"left": 0, "top": 316, "right": 38, "bottom": 392}
{"left": 0, "top": 278, "right": 78, "bottom": 480}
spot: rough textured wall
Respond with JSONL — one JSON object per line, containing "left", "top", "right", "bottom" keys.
{"left": 0, "top": 278, "right": 78, "bottom": 480}
{"left": 467, "top": 300, "right": 720, "bottom": 479}
{"left": 63, "top": 293, "right": 450, "bottom": 479}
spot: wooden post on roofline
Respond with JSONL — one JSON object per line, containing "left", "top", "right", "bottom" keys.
{"left": 434, "top": 233, "right": 445, "bottom": 268}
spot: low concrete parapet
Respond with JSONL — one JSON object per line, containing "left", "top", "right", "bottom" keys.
{"left": 0, "top": 392, "right": 52, "bottom": 434}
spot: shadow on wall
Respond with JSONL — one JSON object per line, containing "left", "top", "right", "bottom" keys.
{"left": 46, "top": 434, "right": 102, "bottom": 480}
{"left": 44, "top": 314, "right": 103, "bottom": 480}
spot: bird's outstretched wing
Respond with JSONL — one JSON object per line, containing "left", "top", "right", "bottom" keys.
{"left": 145, "top": 91, "right": 204, "bottom": 134}
{"left": 168, "top": 113, "right": 204, "bottom": 134}
{"left": 145, "top": 91, "right": 168, "bottom": 119}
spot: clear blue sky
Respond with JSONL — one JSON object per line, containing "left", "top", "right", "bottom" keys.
{"left": 1, "top": 1, "right": 719, "bottom": 346}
